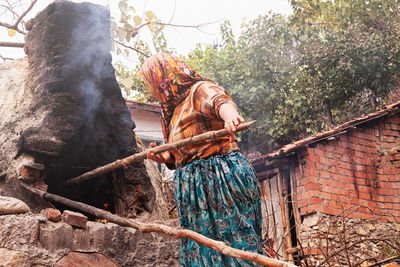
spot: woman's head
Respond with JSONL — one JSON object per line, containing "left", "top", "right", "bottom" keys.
{"left": 138, "top": 53, "right": 207, "bottom": 140}
{"left": 138, "top": 53, "right": 205, "bottom": 105}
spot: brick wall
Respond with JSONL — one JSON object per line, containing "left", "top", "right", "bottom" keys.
{"left": 296, "top": 113, "right": 400, "bottom": 222}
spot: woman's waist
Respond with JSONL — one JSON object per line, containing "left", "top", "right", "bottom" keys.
{"left": 172, "top": 138, "right": 240, "bottom": 167}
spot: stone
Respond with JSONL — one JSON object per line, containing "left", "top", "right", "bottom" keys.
{"left": 72, "top": 228, "right": 96, "bottom": 253}
{"left": 302, "top": 213, "right": 320, "bottom": 228}
{"left": 55, "top": 252, "right": 120, "bottom": 267}
{"left": 0, "top": 248, "right": 29, "bottom": 267}
{"left": 0, "top": 196, "right": 30, "bottom": 215}
{"left": 355, "top": 226, "right": 368, "bottom": 236}
{"left": 62, "top": 210, "right": 87, "bottom": 229}
{"left": 366, "top": 223, "right": 376, "bottom": 231}
{"left": 39, "top": 221, "right": 73, "bottom": 250}
{"left": 41, "top": 208, "right": 61, "bottom": 222}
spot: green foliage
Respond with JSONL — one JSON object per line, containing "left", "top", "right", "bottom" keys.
{"left": 185, "top": 1, "right": 400, "bottom": 152}
{"left": 111, "top": 0, "right": 175, "bottom": 99}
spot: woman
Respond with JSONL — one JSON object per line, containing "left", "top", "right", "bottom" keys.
{"left": 139, "top": 53, "right": 262, "bottom": 266}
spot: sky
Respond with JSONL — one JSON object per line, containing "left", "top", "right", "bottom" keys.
{"left": 0, "top": 0, "right": 292, "bottom": 61}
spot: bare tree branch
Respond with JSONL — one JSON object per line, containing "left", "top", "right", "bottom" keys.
{"left": 0, "top": 54, "right": 14, "bottom": 61}
{"left": 113, "top": 39, "right": 150, "bottom": 57}
{"left": 0, "top": 41, "right": 24, "bottom": 47}
{"left": 0, "top": 4, "right": 20, "bottom": 20}
{"left": 14, "top": 0, "right": 36, "bottom": 29}
{"left": 0, "top": 0, "right": 38, "bottom": 34}
{"left": 135, "top": 20, "right": 221, "bottom": 36}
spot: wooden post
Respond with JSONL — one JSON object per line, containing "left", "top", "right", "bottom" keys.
{"left": 277, "top": 170, "right": 294, "bottom": 263}
{"left": 289, "top": 166, "right": 302, "bottom": 247}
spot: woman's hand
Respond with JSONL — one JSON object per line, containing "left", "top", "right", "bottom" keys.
{"left": 146, "top": 143, "right": 173, "bottom": 164}
{"left": 219, "top": 103, "right": 244, "bottom": 142}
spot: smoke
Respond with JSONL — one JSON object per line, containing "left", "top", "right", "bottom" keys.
{"left": 61, "top": 2, "right": 111, "bottom": 122}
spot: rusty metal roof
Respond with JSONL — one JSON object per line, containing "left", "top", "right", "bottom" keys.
{"left": 253, "top": 100, "right": 400, "bottom": 162}
{"left": 125, "top": 99, "right": 161, "bottom": 113}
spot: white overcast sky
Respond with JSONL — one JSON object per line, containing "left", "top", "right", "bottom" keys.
{"left": 0, "top": 0, "right": 292, "bottom": 60}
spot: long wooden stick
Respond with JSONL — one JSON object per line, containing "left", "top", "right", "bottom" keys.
{"left": 21, "top": 183, "right": 296, "bottom": 267}
{"left": 65, "top": 120, "right": 256, "bottom": 185}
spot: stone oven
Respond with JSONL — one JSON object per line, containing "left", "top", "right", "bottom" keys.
{"left": 0, "top": 1, "right": 153, "bottom": 216}
{"left": 0, "top": 2, "right": 179, "bottom": 266}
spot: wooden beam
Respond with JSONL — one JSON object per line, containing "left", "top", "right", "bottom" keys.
{"left": 20, "top": 182, "right": 297, "bottom": 267}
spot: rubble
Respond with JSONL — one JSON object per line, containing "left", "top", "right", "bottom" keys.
{"left": 0, "top": 212, "right": 180, "bottom": 266}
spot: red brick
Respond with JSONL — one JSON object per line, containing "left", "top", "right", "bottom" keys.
{"left": 314, "top": 148, "right": 325, "bottom": 156}
{"left": 390, "top": 123, "right": 400, "bottom": 131}
{"left": 304, "top": 161, "right": 316, "bottom": 169}
{"left": 357, "top": 185, "right": 372, "bottom": 193}
{"left": 375, "top": 194, "right": 385, "bottom": 202}
{"left": 349, "top": 197, "right": 359, "bottom": 205}
{"left": 381, "top": 129, "right": 399, "bottom": 136}
{"left": 382, "top": 136, "right": 396, "bottom": 143}
{"left": 305, "top": 183, "right": 322, "bottom": 191}
{"left": 345, "top": 183, "right": 355, "bottom": 190}
{"left": 361, "top": 212, "right": 374, "bottom": 220}
{"left": 387, "top": 116, "right": 400, "bottom": 124}
{"left": 40, "top": 208, "right": 61, "bottom": 222}
{"left": 320, "top": 191, "right": 332, "bottom": 199}
{"left": 354, "top": 150, "right": 366, "bottom": 158}
{"left": 322, "top": 206, "right": 340, "bottom": 216}
{"left": 382, "top": 142, "right": 396, "bottom": 149}
{"left": 298, "top": 199, "right": 308, "bottom": 208}
{"left": 62, "top": 210, "right": 87, "bottom": 229}
{"left": 338, "top": 161, "right": 353, "bottom": 170}
{"left": 358, "top": 138, "right": 376, "bottom": 147}
{"left": 308, "top": 152, "right": 320, "bottom": 162}
{"left": 359, "top": 192, "right": 371, "bottom": 200}
{"left": 310, "top": 197, "right": 323, "bottom": 205}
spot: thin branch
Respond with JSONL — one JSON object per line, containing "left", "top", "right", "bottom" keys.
{"left": 14, "top": 0, "right": 37, "bottom": 28}
{"left": 0, "top": 4, "right": 20, "bottom": 20}
{"left": 0, "top": 54, "right": 14, "bottom": 61}
{"left": 0, "top": 41, "right": 24, "bottom": 47}
{"left": 0, "top": 0, "right": 37, "bottom": 34}
{"left": 21, "top": 183, "right": 297, "bottom": 267}
{"left": 167, "top": 0, "right": 176, "bottom": 25}
{"left": 113, "top": 39, "right": 150, "bottom": 57}
{"left": 136, "top": 20, "right": 221, "bottom": 36}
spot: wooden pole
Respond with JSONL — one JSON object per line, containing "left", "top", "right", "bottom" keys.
{"left": 64, "top": 120, "right": 256, "bottom": 185}
{"left": 21, "top": 183, "right": 297, "bottom": 267}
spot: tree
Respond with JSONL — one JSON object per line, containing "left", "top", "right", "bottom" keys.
{"left": 185, "top": 1, "right": 400, "bottom": 152}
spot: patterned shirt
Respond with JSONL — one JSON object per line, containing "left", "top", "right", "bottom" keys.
{"left": 167, "top": 81, "right": 240, "bottom": 168}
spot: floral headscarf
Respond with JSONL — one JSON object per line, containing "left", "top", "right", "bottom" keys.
{"left": 138, "top": 53, "right": 208, "bottom": 142}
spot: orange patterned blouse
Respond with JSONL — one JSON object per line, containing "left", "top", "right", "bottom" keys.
{"left": 167, "top": 80, "right": 240, "bottom": 168}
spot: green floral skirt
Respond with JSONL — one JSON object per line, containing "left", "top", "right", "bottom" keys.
{"left": 174, "top": 151, "right": 263, "bottom": 266}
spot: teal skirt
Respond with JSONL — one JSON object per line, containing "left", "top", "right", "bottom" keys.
{"left": 174, "top": 151, "right": 263, "bottom": 266}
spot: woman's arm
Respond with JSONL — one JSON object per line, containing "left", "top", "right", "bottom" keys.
{"left": 147, "top": 143, "right": 174, "bottom": 164}
{"left": 219, "top": 103, "right": 244, "bottom": 142}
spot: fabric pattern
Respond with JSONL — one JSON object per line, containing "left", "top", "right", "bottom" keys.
{"left": 168, "top": 80, "right": 239, "bottom": 168}
{"left": 174, "top": 151, "right": 263, "bottom": 267}
{"left": 138, "top": 53, "right": 209, "bottom": 141}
